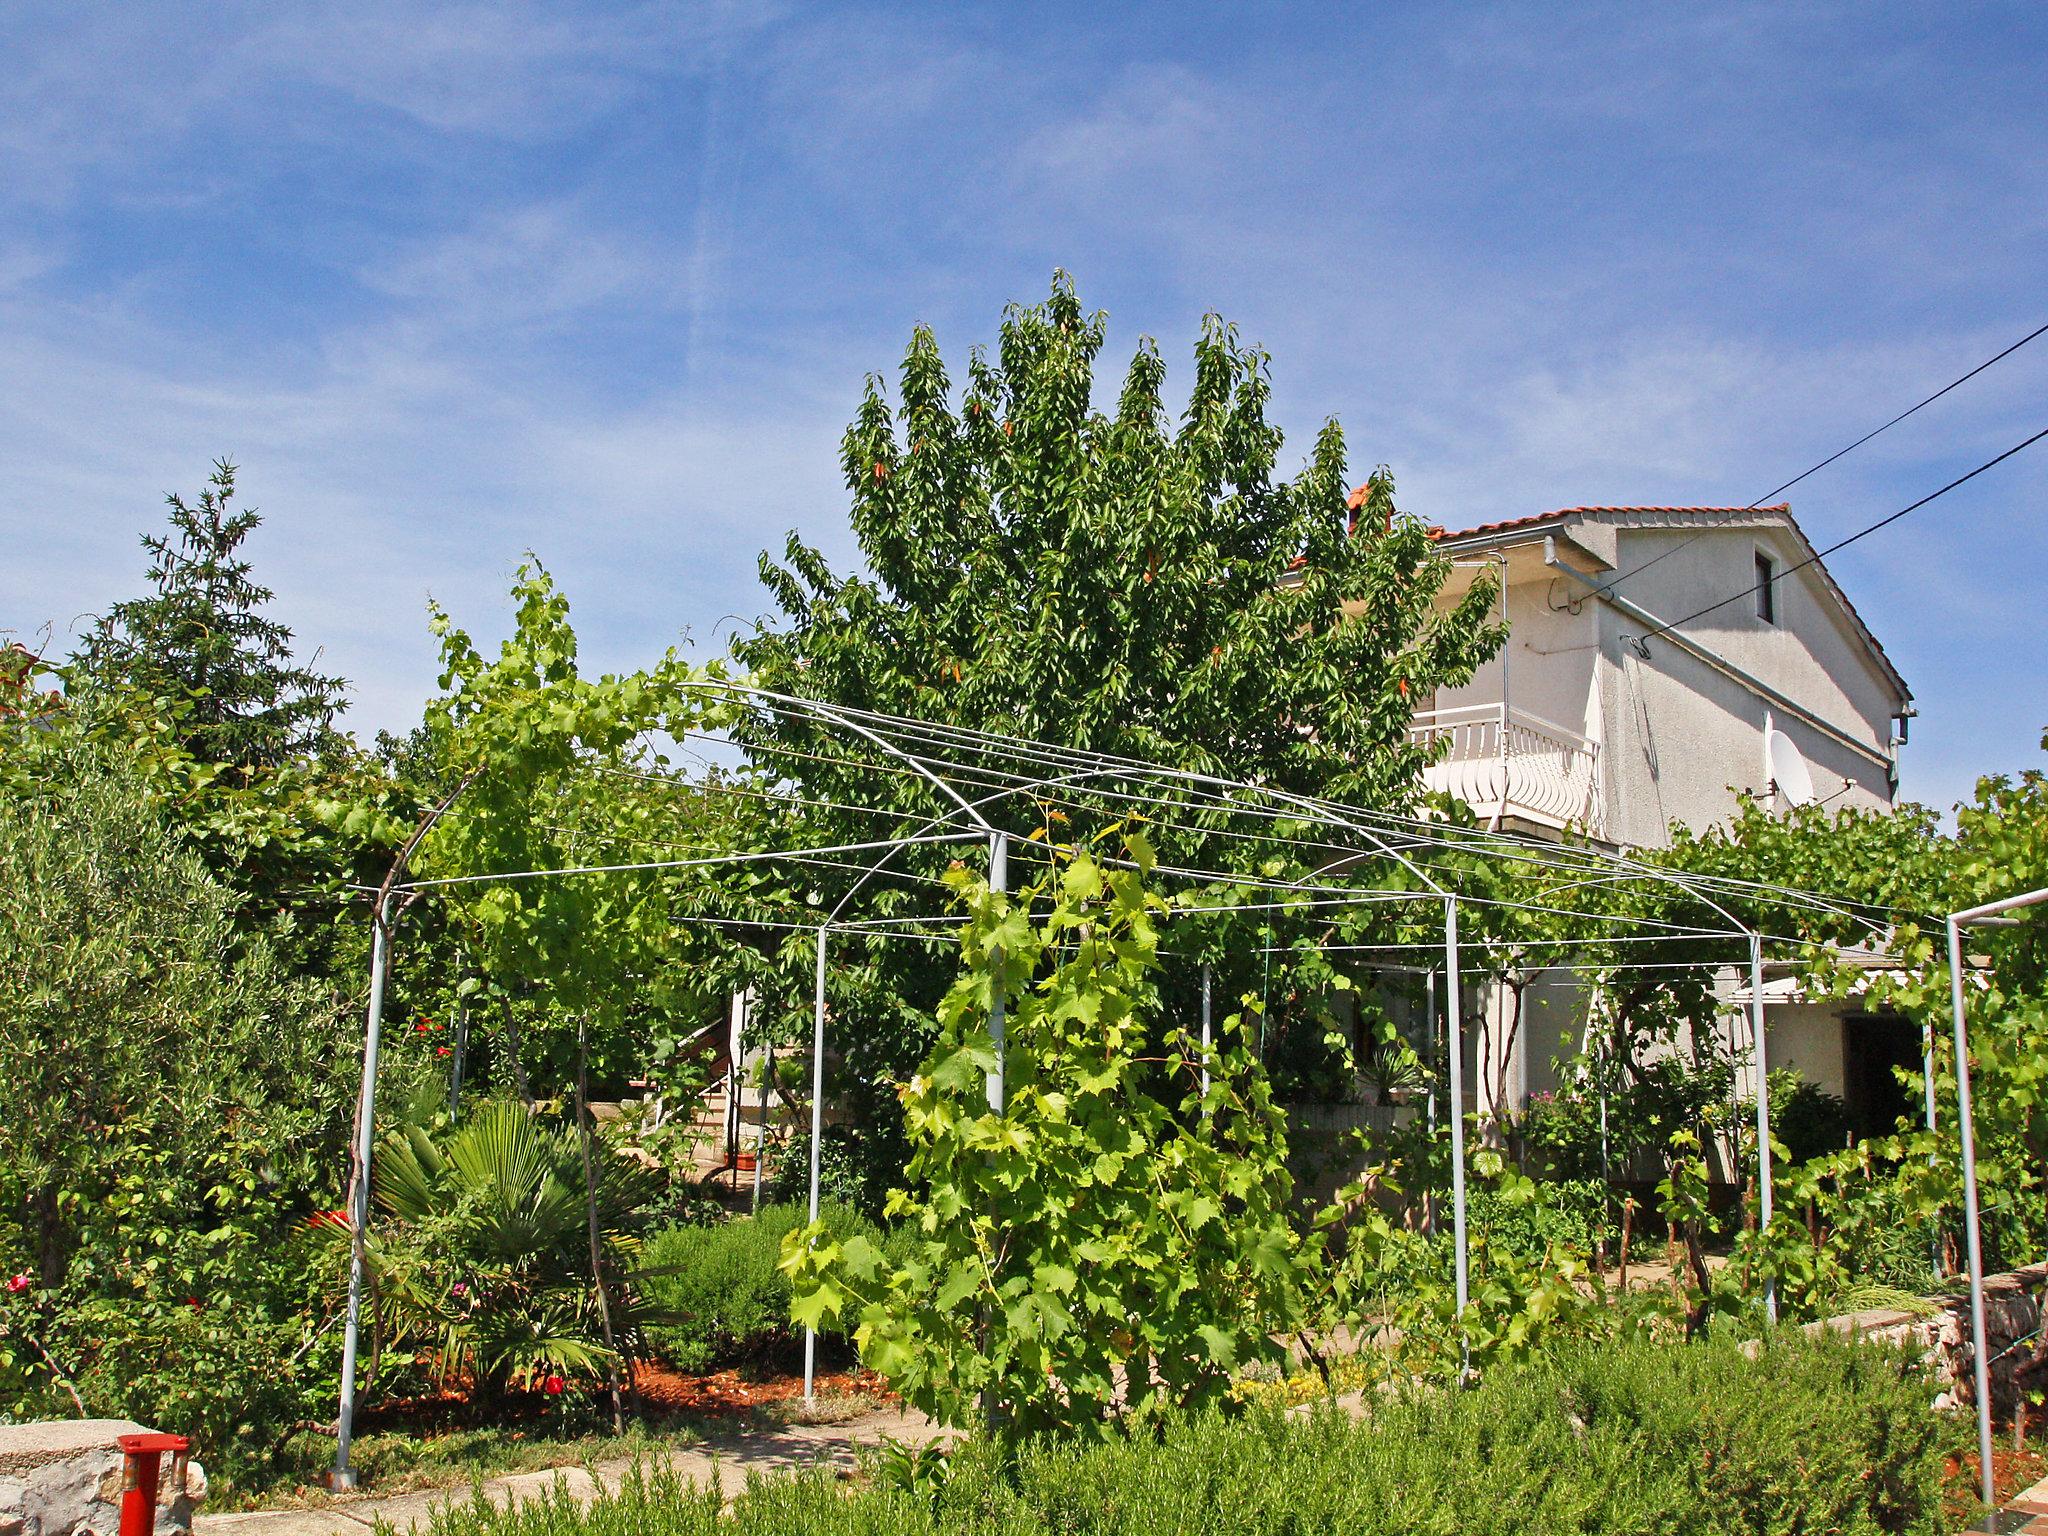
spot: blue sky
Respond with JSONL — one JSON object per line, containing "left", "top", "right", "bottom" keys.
{"left": 4, "top": 1, "right": 2044, "bottom": 813}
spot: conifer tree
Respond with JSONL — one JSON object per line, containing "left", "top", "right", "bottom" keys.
{"left": 77, "top": 459, "right": 346, "bottom": 769}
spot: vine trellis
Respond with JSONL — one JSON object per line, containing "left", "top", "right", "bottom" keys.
{"left": 329, "top": 676, "right": 1917, "bottom": 1480}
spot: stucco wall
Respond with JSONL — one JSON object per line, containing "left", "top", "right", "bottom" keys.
{"left": 1433, "top": 565, "right": 1599, "bottom": 738}
{"left": 1593, "top": 523, "right": 1899, "bottom": 847}
{"left": 1761, "top": 1003, "right": 1849, "bottom": 1100}
{"left": 1614, "top": 522, "right": 1902, "bottom": 755}
{"left": 1428, "top": 517, "right": 1903, "bottom": 850}
{"left": 1594, "top": 585, "right": 1896, "bottom": 847}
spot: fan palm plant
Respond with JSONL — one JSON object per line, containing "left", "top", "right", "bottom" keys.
{"left": 356, "top": 1097, "right": 657, "bottom": 1397}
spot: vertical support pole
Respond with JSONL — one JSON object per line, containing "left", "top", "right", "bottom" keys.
{"left": 726, "top": 991, "right": 746, "bottom": 1186}
{"left": 1199, "top": 962, "right": 1213, "bottom": 1105}
{"left": 1923, "top": 1020, "right": 1941, "bottom": 1138}
{"left": 332, "top": 896, "right": 391, "bottom": 1490}
{"left": 449, "top": 999, "right": 468, "bottom": 1120}
{"left": 1425, "top": 971, "right": 1438, "bottom": 1137}
{"left": 1445, "top": 897, "right": 1469, "bottom": 1330}
{"left": 1422, "top": 969, "right": 1439, "bottom": 1236}
{"left": 575, "top": 1017, "right": 625, "bottom": 1434}
{"left": 1748, "top": 934, "right": 1776, "bottom": 1324}
{"left": 803, "top": 926, "right": 827, "bottom": 1406}
{"left": 750, "top": 1028, "right": 766, "bottom": 1215}
{"left": 986, "top": 833, "right": 1009, "bottom": 1114}
{"left": 982, "top": 833, "right": 1010, "bottom": 1432}
{"left": 1950, "top": 914, "right": 1996, "bottom": 1527}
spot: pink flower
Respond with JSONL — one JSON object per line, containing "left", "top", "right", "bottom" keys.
{"left": 5, "top": 1273, "right": 30, "bottom": 1294}
{"left": 541, "top": 1375, "right": 565, "bottom": 1396}
{"left": 450, "top": 1282, "right": 468, "bottom": 1297}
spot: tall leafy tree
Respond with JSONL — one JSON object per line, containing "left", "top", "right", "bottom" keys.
{"left": 727, "top": 275, "right": 1506, "bottom": 1184}
{"left": 0, "top": 713, "right": 354, "bottom": 1468}
{"left": 737, "top": 274, "right": 1501, "bottom": 808}
{"left": 76, "top": 459, "right": 346, "bottom": 770}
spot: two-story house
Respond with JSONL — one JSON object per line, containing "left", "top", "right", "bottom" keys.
{"left": 1407, "top": 504, "right": 1918, "bottom": 1151}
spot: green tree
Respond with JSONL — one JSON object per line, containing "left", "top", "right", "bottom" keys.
{"left": 75, "top": 459, "right": 346, "bottom": 771}
{"left": 730, "top": 276, "right": 1505, "bottom": 1181}
{"left": 737, "top": 274, "right": 1500, "bottom": 807}
{"left": 0, "top": 713, "right": 354, "bottom": 1461}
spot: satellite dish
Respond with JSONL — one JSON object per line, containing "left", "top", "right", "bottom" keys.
{"left": 1767, "top": 728, "right": 1816, "bottom": 807}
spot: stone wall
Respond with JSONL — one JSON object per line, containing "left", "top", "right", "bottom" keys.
{"left": 0, "top": 1421, "right": 205, "bottom": 1536}
{"left": 1809, "top": 1262, "right": 2048, "bottom": 1418}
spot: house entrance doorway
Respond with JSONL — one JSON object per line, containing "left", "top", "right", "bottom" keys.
{"left": 1843, "top": 1014, "right": 1919, "bottom": 1143}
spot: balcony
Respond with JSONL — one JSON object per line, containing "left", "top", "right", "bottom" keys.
{"left": 1410, "top": 703, "right": 1604, "bottom": 838}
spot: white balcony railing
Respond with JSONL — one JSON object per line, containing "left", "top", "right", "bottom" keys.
{"left": 1410, "top": 703, "right": 1604, "bottom": 837}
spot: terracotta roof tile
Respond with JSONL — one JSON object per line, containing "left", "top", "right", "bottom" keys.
{"left": 1427, "top": 504, "right": 1792, "bottom": 542}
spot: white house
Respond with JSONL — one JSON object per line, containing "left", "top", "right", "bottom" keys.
{"left": 1403, "top": 504, "right": 1919, "bottom": 1151}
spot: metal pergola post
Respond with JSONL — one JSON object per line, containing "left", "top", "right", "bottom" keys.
{"left": 986, "top": 832, "right": 1009, "bottom": 1114}
{"left": 1947, "top": 886, "right": 2048, "bottom": 1530}
{"left": 1748, "top": 933, "right": 1776, "bottom": 1324}
{"left": 331, "top": 895, "right": 391, "bottom": 1491}
{"left": 750, "top": 1017, "right": 766, "bottom": 1214}
{"left": 803, "top": 925, "right": 827, "bottom": 1406}
{"left": 1445, "top": 896, "right": 1469, "bottom": 1329}
{"left": 1199, "top": 962, "right": 1212, "bottom": 1104}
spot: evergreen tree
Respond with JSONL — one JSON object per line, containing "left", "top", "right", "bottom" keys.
{"left": 76, "top": 459, "right": 346, "bottom": 769}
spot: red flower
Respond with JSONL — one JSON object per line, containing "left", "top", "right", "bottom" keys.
{"left": 542, "top": 1374, "right": 565, "bottom": 1396}
{"left": 436, "top": 1046, "right": 451, "bottom": 1057}
{"left": 186, "top": 1296, "right": 202, "bottom": 1310}
{"left": 5, "top": 1273, "right": 30, "bottom": 1294}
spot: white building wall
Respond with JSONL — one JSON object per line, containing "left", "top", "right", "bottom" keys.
{"left": 1432, "top": 565, "right": 1600, "bottom": 738}
{"left": 1591, "top": 527, "right": 1898, "bottom": 847}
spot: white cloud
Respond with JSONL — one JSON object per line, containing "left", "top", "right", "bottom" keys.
{"left": 361, "top": 202, "right": 679, "bottom": 330}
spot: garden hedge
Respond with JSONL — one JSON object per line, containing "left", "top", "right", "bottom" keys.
{"left": 638, "top": 1202, "right": 903, "bottom": 1372}
{"left": 412, "top": 1330, "right": 1952, "bottom": 1535}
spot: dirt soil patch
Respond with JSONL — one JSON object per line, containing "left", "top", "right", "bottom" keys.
{"left": 1944, "top": 1445, "right": 2048, "bottom": 1526}
{"left": 630, "top": 1360, "right": 893, "bottom": 1417}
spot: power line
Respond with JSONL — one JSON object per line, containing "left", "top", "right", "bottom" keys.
{"left": 1583, "top": 318, "right": 2048, "bottom": 603}
{"left": 1636, "top": 424, "right": 2048, "bottom": 645}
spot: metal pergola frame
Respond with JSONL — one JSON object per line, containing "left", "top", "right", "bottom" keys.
{"left": 326, "top": 681, "right": 1901, "bottom": 1484}
{"left": 1947, "top": 886, "right": 2048, "bottom": 1529}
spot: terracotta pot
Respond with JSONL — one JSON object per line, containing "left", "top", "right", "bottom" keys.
{"left": 734, "top": 1151, "right": 758, "bottom": 1173}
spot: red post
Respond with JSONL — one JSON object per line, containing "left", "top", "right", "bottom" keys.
{"left": 117, "top": 1433, "right": 189, "bottom": 1536}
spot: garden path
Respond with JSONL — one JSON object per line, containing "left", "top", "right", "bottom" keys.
{"left": 1999, "top": 1468, "right": 2048, "bottom": 1534}
{"left": 190, "top": 1407, "right": 945, "bottom": 1536}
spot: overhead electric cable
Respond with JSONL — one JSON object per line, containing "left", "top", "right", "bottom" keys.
{"left": 1637, "top": 424, "right": 2048, "bottom": 644}
{"left": 1583, "top": 319, "right": 2048, "bottom": 602}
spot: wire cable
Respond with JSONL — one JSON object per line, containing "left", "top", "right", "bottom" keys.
{"left": 1637, "top": 424, "right": 2048, "bottom": 644}
{"left": 1582, "top": 318, "right": 2048, "bottom": 603}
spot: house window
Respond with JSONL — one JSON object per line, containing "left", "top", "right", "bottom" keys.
{"left": 1754, "top": 550, "right": 1777, "bottom": 624}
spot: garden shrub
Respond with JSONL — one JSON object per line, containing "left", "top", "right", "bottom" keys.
{"left": 349, "top": 1095, "right": 661, "bottom": 1395}
{"left": 405, "top": 1332, "right": 1949, "bottom": 1536}
{"left": 1467, "top": 1176, "right": 1616, "bottom": 1261}
{"left": 639, "top": 1202, "right": 897, "bottom": 1372}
